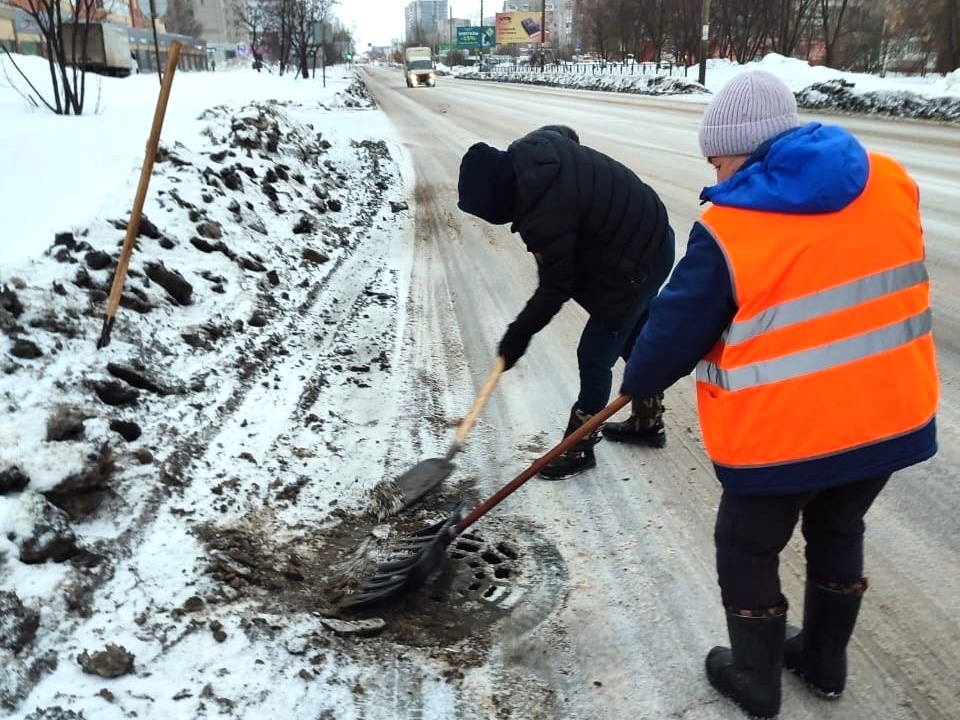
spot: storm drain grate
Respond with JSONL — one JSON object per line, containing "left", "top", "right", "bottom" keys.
{"left": 364, "top": 520, "right": 567, "bottom": 646}
{"left": 435, "top": 531, "right": 523, "bottom": 606}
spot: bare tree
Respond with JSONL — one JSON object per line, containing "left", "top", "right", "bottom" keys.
{"left": 612, "top": 0, "right": 643, "bottom": 59}
{"left": 940, "top": 0, "right": 960, "bottom": 71}
{"left": 768, "top": 0, "right": 817, "bottom": 57}
{"left": 712, "top": 0, "right": 768, "bottom": 62}
{"left": 579, "top": 0, "right": 616, "bottom": 58}
{"left": 818, "top": 0, "right": 851, "bottom": 68}
{"left": 886, "top": 0, "right": 959, "bottom": 73}
{"left": 666, "top": 0, "right": 704, "bottom": 68}
{"left": 11, "top": 0, "right": 110, "bottom": 114}
{"left": 240, "top": 0, "right": 271, "bottom": 59}
{"left": 910, "top": 0, "right": 960, "bottom": 72}
{"left": 270, "top": 0, "right": 295, "bottom": 74}
{"left": 576, "top": 0, "right": 957, "bottom": 72}
{"left": 836, "top": 2, "right": 888, "bottom": 71}
{"left": 289, "top": 0, "right": 316, "bottom": 78}
{"left": 637, "top": 0, "right": 671, "bottom": 62}
{"left": 287, "top": 0, "right": 339, "bottom": 79}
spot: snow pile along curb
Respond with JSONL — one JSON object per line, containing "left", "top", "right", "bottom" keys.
{"left": 795, "top": 78, "right": 960, "bottom": 121}
{"left": 0, "top": 88, "right": 408, "bottom": 713}
{"left": 455, "top": 69, "right": 707, "bottom": 96}
{"left": 454, "top": 67, "right": 960, "bottom": 122}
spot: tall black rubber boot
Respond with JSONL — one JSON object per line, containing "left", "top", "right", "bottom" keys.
{"left": 539, "top": 404, "right": 601, "bottom": 480}
{"left": 705, "top": 598, "right": 788, "bottom": 719}
{"left": 601, "top": 393, "right": 666, "bottom": 448}
{"left": 784, "top": 577, "right": 866, "bottom": 699}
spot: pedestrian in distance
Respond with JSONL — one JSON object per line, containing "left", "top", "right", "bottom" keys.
{"left": 456, "top": 124, "right": 676, "bottom": 479}
{"left": 619, "top": 70, "right": 939, "bottom": 718}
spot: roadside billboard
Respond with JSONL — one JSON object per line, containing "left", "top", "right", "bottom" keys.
{"left": 456, "top": 25, "right": 495, "bottom": 49}
{"left": 495, "top": 11, "right": 553, "bottom": 44}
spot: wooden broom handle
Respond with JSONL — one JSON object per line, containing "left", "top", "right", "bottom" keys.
{"left": 98, "top": 41, "right": 182, "bottom": 349}
{"left": 448, "top": 357, "right": 506, "bottom": 454}
{"left": 456, "top": 394, "right": 632, "bottom": 533}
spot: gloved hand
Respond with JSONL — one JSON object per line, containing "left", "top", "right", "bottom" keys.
{"left": 497, "top": 325, "right": 531, "bottom": 371}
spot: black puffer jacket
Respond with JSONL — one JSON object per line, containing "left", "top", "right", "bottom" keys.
{"left": 505, "top": 125, "right": 670, "bottom": 338}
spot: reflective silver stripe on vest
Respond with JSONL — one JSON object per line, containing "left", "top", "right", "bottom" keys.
{"left": 724, "top": 260, "right": 929, "bottom": 346}
{"left": 698, "top": 309, "right": 931, "bottom": 392}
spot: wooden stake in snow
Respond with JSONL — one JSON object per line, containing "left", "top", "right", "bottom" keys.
{"left": 97, "top": 41, "right": 182, "bottom": 349}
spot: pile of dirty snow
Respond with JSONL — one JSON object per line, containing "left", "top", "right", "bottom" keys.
{"left": 0, "top": 89, "right": 410, "bottom": 714}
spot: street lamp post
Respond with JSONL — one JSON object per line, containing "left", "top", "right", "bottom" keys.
{"left": 479, "top": 0, "right": 484, "bottom": 69}
{"left": 148, "top": 0, "right": 161, "bottom": 84}
{"left": 698, "top": 0, "right": 711, "bottom": 86}
{"left": 539, "top": 0, "right": 545, "bottom": 71}
{"left": 879, "top": 16, "right": 888, "bottom": 77}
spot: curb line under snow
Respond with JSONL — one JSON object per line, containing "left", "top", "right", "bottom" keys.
{"left": 451, "top": 71, "right": 960, "bottom": 123}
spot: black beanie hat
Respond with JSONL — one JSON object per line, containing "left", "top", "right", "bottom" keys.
{"left": 457, "top": 142, "right": 516, "bottom": 225}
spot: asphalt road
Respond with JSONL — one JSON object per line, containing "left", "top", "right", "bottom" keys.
{"left": 359, "top": 65, "right": 959, "bottom": 720}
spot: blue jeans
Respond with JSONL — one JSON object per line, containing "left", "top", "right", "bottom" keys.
{"left": 576, "top": 228, "right": 676, "bottom": 413}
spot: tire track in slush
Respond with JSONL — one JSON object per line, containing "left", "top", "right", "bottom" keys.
{"left": 185, "top": 243, "right": 395, "bottom": 501}
{"left": 348, "top": 172, "right": 495, "bottom": 720}
{"left": 123, "top": 191, "right": 394, "bottom": 544}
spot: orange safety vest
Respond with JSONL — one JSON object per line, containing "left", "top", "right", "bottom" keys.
{"left": 696, "top": 153, "right": 938, "bottom": 470}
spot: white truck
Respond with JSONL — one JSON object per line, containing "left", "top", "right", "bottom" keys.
{"left": 59, "top": 22, "right": 134, "bottom": 78}
{"left": 404, "top": 46, "right": 436, "bottom": 88}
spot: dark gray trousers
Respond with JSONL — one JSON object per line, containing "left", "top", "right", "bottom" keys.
{"left": 714, "top": 474, "right": 889, "bottom": 609}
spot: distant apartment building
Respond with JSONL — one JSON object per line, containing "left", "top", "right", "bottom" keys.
{"left": 404, "top": 0, "right": 447, "bottom": 46}
{"left": 190, "top": 0, "right": 245, "bottom": 47}
{"left": 134, "top": 0, "right": 245, "bottom": 57}
{"left": 0, "top": 3, "right": 16, "bottom": 51}
{"left": 150, "top": 0, "right": 245, "bottom": 60}
{"left": 439, "top": 16, "right": 468, "bottom": 47}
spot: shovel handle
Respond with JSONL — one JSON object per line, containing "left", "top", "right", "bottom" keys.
{"left": 456, "top": 394, "right": 632, "bottom": 533}
{"left": 447, "top": 357, "right": 506, "bottom": 457}
{"left": 98, "top": 41, "right": 182, "bottom": 349}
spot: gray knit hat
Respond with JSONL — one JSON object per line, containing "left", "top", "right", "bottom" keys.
{"left": 698, "top": 70, "right": 799, "bottom": 157}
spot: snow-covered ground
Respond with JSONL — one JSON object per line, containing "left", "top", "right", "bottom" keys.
{"left": 0, "top": 52, "right": 956, "bottom": 718}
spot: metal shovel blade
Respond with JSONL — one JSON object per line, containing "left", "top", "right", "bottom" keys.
{"left": 393, "top": 457, "right": 455, "bottom": 510}
{"left": 389, "top": 358, "right": 504, "bottom": 511}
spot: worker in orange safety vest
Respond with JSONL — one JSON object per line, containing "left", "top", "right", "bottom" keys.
{"left": 619, "top": 70, "right": 939, "bottom": 718}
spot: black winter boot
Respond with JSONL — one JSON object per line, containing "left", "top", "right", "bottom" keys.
{"left": 706, "top": 598, "right": 788, "bottom": 719}
{"left": 539, "top": 405, "right": 602, "bottom": 480}
{"left": 601, "top": 394, "right": 666, "bottom": 448}
{"left": 784, "top": 577, "right": 867, "bottom": 699}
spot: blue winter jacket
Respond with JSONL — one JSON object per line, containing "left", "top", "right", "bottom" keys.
{"left": 621, "top": 122, "right": 937, "bottom": 495}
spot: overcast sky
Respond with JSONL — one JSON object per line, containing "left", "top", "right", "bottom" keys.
{"left": 337, "top": 0, "right": 482, "bottom": 48}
